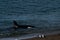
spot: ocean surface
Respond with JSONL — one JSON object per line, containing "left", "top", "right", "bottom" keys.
{"left": 0, "top": 0, "right": 60, "bottom": 36}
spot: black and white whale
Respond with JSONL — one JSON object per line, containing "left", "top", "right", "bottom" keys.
{"left": 12, "top": 20, "right": 35, "bottom": 29}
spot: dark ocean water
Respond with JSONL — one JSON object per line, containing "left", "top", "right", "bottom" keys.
{"left": 0, "top": 0, "right": 60, "bottom": 34}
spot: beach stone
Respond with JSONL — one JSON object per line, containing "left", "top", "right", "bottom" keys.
{"left": 39, "top": 35, "right": 41, "bottom": 38}
{"left": 41, "top": 34, "right": 45, "bottom": 38}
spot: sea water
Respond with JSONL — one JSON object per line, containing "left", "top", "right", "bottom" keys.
{"left": 0, "top": 0, "right": 60, "bottom": 36}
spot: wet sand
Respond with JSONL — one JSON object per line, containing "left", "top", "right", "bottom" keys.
{"left": 23, "top": 34, "right": 60, "bottom": 40}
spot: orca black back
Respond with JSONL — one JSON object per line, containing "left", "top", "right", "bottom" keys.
{"left": 13, "top": 20, "right": 35, "bottom": 29}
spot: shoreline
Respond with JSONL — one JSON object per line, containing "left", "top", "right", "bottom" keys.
{"left": 22, "top": 33, "right": 60, "bottom": 40}
{"left": 0, "top": 31, "right": 60, "bottom": 40}
{"left": 22, "top": 34, "right": 60, "bottom": 40}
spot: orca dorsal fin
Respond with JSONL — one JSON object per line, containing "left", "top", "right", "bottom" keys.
{"left": 13, "top": 20, "right": 19, "bottom": 28}
{"left": 13, "top": 20, "right": 18, "bottom": 25}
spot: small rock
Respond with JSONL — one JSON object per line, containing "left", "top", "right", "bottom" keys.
{"left": 39, "top": 35, "right": 41, "bottom": 38}
{"left": 41, "top": 34, "right": 45, "bottom": 38}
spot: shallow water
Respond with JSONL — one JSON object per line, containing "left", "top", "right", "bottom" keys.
{"left": 0, "top": 0, "right": 60, "bottom": 37}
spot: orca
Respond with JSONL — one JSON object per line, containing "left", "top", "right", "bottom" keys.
{"left": 13, "top": 20, "right": 35, "bottom": 30}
